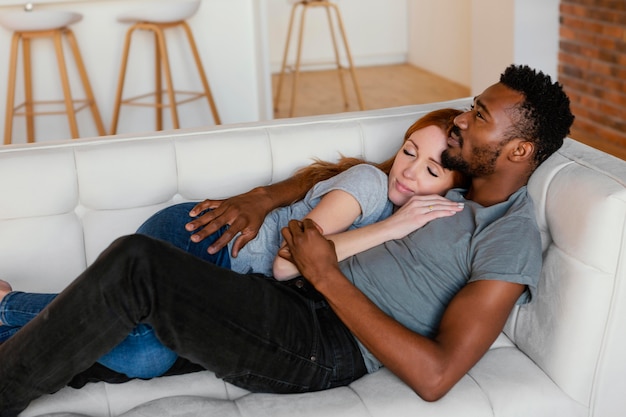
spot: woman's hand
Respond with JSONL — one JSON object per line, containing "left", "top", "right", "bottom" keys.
{"left": 382, "top": 194, "right": 464, "bottom": 240}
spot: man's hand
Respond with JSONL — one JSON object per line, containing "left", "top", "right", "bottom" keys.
{"left": 185, "top": 190, "right": 273, "bottom": 257}
{"left": 278, "top": 219, "right": 340, "bottom": 284}
{"left": 182, "top": 163, "right": 343, "bottom": 257}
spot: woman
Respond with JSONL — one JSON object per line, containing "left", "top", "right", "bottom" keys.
{"left": 0, "top": 108, "right": 466, "bottom": 379}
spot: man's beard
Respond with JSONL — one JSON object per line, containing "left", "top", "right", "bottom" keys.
{"left": 442, "top": 126, "right": 471, "bottom": 175}
{"left": 441, "top": 149, "right": 472, "bottom": 176}
{"left": 442, "top": 128, "right": 502, "bottom": 178}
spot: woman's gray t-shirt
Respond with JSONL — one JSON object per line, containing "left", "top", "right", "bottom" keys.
{"left": 229, "top": 164, "right": 393, "bottom": 276}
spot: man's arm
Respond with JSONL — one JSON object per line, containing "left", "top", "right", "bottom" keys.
{"left": 184, "top": 170, "right": 323, "bottom": 257}
{"left": 280, "top": 219, "right": 524, "bottom": 401}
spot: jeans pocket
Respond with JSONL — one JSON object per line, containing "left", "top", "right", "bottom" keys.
{"left": 223, "top": 360, "right": 333, "bottom": 394}
{"left": 0, "top": 325, "right": 19, "bottom": 343}
{"left": 220, "top": 335, "right": 333, "bottom": 394}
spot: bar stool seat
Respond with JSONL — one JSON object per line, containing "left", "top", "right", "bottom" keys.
{"left": 274, "top": 0, "right": 365, "bottom": 117}
{"left": 0, "top": 10, "right": 105, "bottom": 144}
{"left": 117, "top": 1, "right": 201, "bottom": 24}
{"left": 0, "top": 10, "right": 81, "bottom": 31}
{"left": 110, "top": 0, "right": 221, "bottom": 134}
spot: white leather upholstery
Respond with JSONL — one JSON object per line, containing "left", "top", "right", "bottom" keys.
{"left": 2, "top": 99, "right": 624, "bottom": 417}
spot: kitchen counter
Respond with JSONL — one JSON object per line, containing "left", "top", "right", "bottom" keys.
{"left": 0, "top": 0, "right": 85, "bottom": 5}
{"left": 0, "top": 0, "right": 271, "bottom": 143}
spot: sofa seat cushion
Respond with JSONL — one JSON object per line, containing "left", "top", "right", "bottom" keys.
{"left": 23, "top": 336, "right": 585, "bottom": 417}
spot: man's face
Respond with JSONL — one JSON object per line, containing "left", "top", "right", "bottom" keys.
{"left": 442, "top": 83, "right": 524, "bottom": 178}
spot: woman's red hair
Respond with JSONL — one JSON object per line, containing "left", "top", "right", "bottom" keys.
{"left": 295, "top": 108, "right": 466, "bottom": 189}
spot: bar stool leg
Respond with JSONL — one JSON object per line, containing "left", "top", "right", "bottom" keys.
{"left": 3, "top": 33, "right": 20, "bottom": 145}
{"left": 289, "top": 3, "right": 308, "bottom": 118}
{"left": 274, "top": 1, "right": 299, "bottom": 114}
{"left": 110, "top": 25, "right": 136, "bottom": 135}
{"left": 151, "top": 23, "right": 179, "bottom": 130}
{"left": 53, "top": 29, "right": 79, "bottom": 139}
{"left": 324, "top": 4, "right": 349, "bottom": 109}
{"left": 65, "top": 28, "right": 106, "bottom": 136}
{"left": 154, "top": 29, "right": 163, "bottom": 131}
{"left": 22, "top": 35, "right": 35, "bottom": 142}
{"left": 276, "top": 1, "right": 364, "bottom": 117}
{"left": 181, "top": 21, "right": 221, "bottom": 125}
{"left": 111, "top": 16, "right": 221, "bottom": 133}
{"left": 330, "top": 2, "right": 364, "bottom": 110}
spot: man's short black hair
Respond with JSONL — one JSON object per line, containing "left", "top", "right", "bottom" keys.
{"left": 500, "top": 64, "right": 575, "bottom": 167}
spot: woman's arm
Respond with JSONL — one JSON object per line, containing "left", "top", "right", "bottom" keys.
{"left": 329, "top": 195, "right": 464, "bottom": 262}
{"left": 273, "top": 194, "right": 463, "bottom": 280}
{"left": 272, "top": 189, "right": 362, "bottom": 280}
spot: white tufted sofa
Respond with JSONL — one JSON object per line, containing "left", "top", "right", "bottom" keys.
{"left": 1, "top": 99, "right": 625, "bottom": 417}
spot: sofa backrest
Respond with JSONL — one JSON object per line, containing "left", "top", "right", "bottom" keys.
{"left": 506, "top": 139, "right": 626, "bottom": 416}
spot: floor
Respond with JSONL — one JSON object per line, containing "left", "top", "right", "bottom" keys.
{"left": 272, "top": 64, "right": 626, "bottom": 161}
{"left": 272, "top": 64, "right": 470, "bottom": 119}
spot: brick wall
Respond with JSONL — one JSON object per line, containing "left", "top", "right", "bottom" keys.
{"left": 559, "top": 0, "right": 626, "bottom": 159}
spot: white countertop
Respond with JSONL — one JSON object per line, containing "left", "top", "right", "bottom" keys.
{"left": 0, "top": 0, "right": 90, "bottom": 6}
{"left": 0, "top": 0, "right": 182, "bottom": 9}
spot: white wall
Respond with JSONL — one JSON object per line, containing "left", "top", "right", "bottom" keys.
{"left": 406, "top": 0, "right": 471, "bottom": 88}
{"left": 470, "top": 0, "right": 515, "bottom": 95}
{"left": 265, "top": 0, "right": 409, "bottom": 72}
{"left": 471, "top": 0, "right": 560, "bottom": 95}
{"left": 407, "top": 0, "right": 560, "bottom": 96}
{"left": 513, "top": 0, "right": 560, "bottom": 80}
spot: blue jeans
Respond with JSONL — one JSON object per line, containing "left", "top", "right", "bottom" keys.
{"left": 0, "top": 202, "right": 230, "bottom": 379}
{"left": 136, "top": 202, "right": 231, "bottom": 268}
{"left": 0, "top": 292, "right": 177, "bottom": 379}
{"left": 0, "top": 235, "right": 366, "bottom": 415}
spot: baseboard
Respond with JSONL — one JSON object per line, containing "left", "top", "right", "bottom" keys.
{"left": 269, "top": 53, "right": 408, "bottom": 74}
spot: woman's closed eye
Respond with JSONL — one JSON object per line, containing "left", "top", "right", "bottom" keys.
{"left": 427, "top": 167, "right": 440, "bottom": 178}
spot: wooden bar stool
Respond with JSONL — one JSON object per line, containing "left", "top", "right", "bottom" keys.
{"left": 0, "top": 10, "right": 106, "bottom": 145}
{"left": 110, "top": 0, "right": 221, "bottom": 134}
{"left": 274, "top": 0, "right": 365, "bottom": 117}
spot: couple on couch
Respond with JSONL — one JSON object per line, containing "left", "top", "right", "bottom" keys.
{"left": 0, "top": 64, "right": 574, "bottom": 416}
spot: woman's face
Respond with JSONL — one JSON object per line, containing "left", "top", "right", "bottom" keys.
{"left": 387, "top": 125, "right": 458, "bottom": 207}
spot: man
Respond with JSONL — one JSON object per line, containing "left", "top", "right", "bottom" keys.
{"left": 185, "top": 65, "right": 574, "bottom": 398}
{"left": 0, "top": 65, "right": 573, "bottom": 415}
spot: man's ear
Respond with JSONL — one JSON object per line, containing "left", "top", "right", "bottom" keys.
{"left": 508, "top": 140, "right": 535, "bottom": 162}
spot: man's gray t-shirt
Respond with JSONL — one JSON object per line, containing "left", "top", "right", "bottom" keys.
{"left": 230, "top": 164, "right": 393, "bottom": 276}
{"left": 339, "top": 186, "right": 542, "bottom": 372}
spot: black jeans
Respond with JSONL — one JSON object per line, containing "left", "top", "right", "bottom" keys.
{"left": 0, "top": 235, "right": 366, "bottom": 416}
